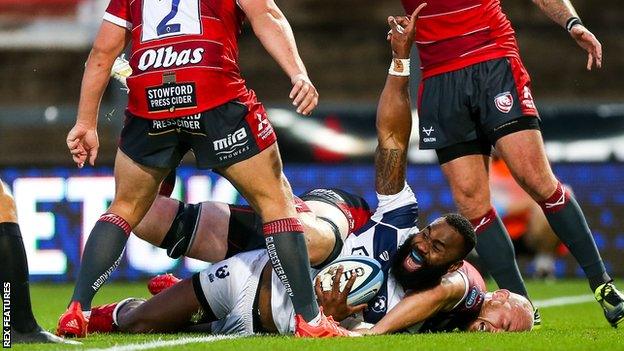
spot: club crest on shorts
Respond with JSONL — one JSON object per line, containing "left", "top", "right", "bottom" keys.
{"left": 494, "top": 91, "right": 513, "bottom": 113}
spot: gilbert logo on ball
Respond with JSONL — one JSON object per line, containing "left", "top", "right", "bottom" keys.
{"left": 494, "top": 91, "right": 514, "bottom": 113}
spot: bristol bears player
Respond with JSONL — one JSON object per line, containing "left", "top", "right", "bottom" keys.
{"left": 58, "top": 0, "right": 341, "bottom": 338}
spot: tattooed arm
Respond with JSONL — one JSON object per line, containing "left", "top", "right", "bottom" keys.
{"left": 375, "top": 6, "right": 425, "bottom": 195}
{"left": 531, "top": 0, "right": 578, "bottom": 27}
{"left": 531, "top": 0, "right": 602, "bottom": 70}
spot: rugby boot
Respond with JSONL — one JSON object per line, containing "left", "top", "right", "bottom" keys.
{"left": 148, "top": 273, "right": 181, "bottom": 295}
{"left": 12, "top": 326, "right": 80, "bottom": 344}
{"left": 532, "top": 308, "right": 542, "bottom": 330}
{"left": 294, "top": 308, "right": 358, "bottom": 337}
{"left": 56, "top": 301, "right": 88, "bottom": 338}
{"left": 88, "top": 302, "right": 118, "bottom": 333}
{"left": 594, "top": 282, "right": 624, "bottom": 328}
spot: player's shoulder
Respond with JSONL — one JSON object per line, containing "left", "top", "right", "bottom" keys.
{"left": 370, "top": 183, "right": 418, "bottom": 229}
{"left": 447, "top": 261, "right": 487, "bottom": 312}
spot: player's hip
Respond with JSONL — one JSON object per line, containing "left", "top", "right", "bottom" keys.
{"left": 119, "top": 92, "right": 277, "bottom": 170}
{"left": 417, "top": 57, "right": 539, "bottom": 156}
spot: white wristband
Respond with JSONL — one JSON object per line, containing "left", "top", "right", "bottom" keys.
{"left": 389, "top": 58, "right": 410, "bottom": 77}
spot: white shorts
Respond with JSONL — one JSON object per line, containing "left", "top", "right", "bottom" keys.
{"left": 193, "top": 249, "right": 268, "bottom": 335}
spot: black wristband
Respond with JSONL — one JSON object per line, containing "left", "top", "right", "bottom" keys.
{"left": 566, "top": 17, "right": 583, "bottom": 32}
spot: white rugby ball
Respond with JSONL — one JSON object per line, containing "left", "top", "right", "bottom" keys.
{"left": 315, "top": 256, "right": 384, "bottom": 305}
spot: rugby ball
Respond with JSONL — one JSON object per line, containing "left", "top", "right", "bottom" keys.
{"left": 315, "top": 256, "right": 384, "bottom": 305}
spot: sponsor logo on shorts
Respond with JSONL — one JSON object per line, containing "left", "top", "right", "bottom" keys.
{"left": 146, "top": 82, "right": 197, "bottom": 113}
{"left": 521, "top": 86, "right": 536, "bottom": 110}
{"left": 256, "top": 112, "right": 273, "bottom": 140}
{"left": 372, "top": 295, "right": 387, "bottom": 313}
{"left": 422, "top": 126, "right": 436, "bottom": 143}
{"left": 215, "top": 265, "right": 229, "bottom": 279}
{"left": 150, "top": 113, "right": 203, "bottom": 135}
{"left": 213, "top": 127, "right": 251, "bottom": 162}
{"left": 494, "top": 91, "right": 514, "bottom": 113}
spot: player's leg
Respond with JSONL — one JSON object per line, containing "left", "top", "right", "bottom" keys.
{"left": 439, "top": 151, "right": 529, "bottom": 298}
{"left": 117, "top": 279, "right": 206, "bottom": 333}
{"left": 495, "top": 129, "right": 624, "bottom": 326}
{"left": 0, "top": 181, "right": 69, "bottom": 344}
{"left": 418, "top": 62, "right": 530, "bottom": 299}
{"left": 218, "top": 143, "right": 320, "bottom": 323}
{"left": 134, "top": 195, "right": 342, "bottom": 266}
{"left": 58, "top": 149, "right": 170, "bottom": 336}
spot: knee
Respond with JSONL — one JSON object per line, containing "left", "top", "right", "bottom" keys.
{"left": 513, "top": 172, "right": 558, "bottom": 202}
{"left": 450, "top": 181, "right": 491, "bottom": 218}
{"left": 0, "top": 187, "right": 17, "bottom": 223}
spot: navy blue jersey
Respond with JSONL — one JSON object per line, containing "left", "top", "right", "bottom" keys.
{"left": 341, "top": 183, "right": 419, "bottom": 324}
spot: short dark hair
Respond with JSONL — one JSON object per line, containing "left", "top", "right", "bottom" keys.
{"left": 442, "top": 213, "right": 476, "bottom": 257}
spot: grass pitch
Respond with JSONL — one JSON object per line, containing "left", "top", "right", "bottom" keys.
{"left": 11, "top": 279, "right": 624, "bottom": 351}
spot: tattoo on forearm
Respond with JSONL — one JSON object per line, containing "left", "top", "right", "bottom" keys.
{"left": 375, "top": 147, "right": 407, "bottom": 195}
{"left": 534, "top": 0, "right": 578, "bottom": 27}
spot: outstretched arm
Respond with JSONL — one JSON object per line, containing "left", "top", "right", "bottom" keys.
{"left": 375, "top": 5, "right": 425, "bottom": 195}
{"left": 239, "top": 0, "right": 318, "bottom": 115}
{"left": 365, "top": 273, "right": 465, "bottom": 335}
{"left": 531, "top": 0, "right": 601, "bottom": 70}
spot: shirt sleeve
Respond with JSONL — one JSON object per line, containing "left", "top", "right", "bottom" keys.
{"left": 103, "top": 0, "right": 132, "bottom": 30}
{"left": 370, "top": 182, "right": 419, "bottom": 229}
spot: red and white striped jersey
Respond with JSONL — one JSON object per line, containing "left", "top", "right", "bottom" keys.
{"left": 402, "top": 0, "right": 521, "bottom": 79}
{"left": 104, "top": 0, "right": 248, "bottom": 119}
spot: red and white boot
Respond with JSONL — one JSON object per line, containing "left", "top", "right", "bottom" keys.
{"left": 56, "top": 301, "right": 89, "bottom": 338}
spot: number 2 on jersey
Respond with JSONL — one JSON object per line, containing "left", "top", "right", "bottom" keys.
{"left": 141, "top": 0, "right": 201, "bottom": 42}
{"left": 157, "top": 0, "right": 181, "bottom": 36}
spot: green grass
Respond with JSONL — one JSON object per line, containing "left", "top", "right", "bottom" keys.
{"left": 10, "top": 280, "right": 624, "bottom": 350}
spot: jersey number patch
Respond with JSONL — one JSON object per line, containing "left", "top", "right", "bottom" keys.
{"left": 142, "top": 0, "right": 201, "bottom": 42}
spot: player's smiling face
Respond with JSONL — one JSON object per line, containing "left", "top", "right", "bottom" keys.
{"left": 392, "top": 218, "right": 466, "bottom": 292}
{"left": 405, "top": 218, "right": 466, "bottom": 270}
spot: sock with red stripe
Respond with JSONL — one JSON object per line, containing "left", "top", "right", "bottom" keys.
{"left": 539, "top": 182, "right": 610, "bottom": 291}
{"left": 70, "top": 213, "right": 131, "bottom": 310}
{"left": 264, "top": 217, "right": 320, "bottom": 322}
{"left": 471, "top": 208, "right": 529, "bottom": 297}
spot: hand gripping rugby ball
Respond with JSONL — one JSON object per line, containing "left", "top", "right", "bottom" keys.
{"left": 315, "top": 256, "right": 384, "bottom": 305}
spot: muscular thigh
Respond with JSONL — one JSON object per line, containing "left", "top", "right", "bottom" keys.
{"left": 187, "top": 91, "right": 277, "bottom": 170}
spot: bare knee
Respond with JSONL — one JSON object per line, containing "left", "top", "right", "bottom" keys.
{"left": 452, "top": 184, "right": 491, "bottom": 219}
{"left": 0, "top": 185, "right": 17, "bottom": 223}
{"left": 512, "top": 172, "right": 558, "bottom": 202}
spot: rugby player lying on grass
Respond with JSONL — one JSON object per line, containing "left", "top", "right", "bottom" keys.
{"left": 86, "top": 8, "right": 532, "bottom": 335}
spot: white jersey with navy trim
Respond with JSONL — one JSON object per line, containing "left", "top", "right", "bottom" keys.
{"left": 269, "top": 183, "right": 419, "bottom": 333}
{"left": 340, "top": 183, "right": 419, "bottom": 324}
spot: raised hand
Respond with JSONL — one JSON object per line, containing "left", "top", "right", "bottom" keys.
{"left": 387, "top": 3, "right": 427, "bottom": 58}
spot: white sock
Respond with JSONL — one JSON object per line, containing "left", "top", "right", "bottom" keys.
{"left": 307, "top": 311, "right": 322, "bottom": 326}
{"left": 82, "top": 310, "right": 91, "bottom": 320}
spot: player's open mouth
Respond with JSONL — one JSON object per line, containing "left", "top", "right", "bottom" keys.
{"left": 404, "top": 248, "right": 423, "bottom": 272}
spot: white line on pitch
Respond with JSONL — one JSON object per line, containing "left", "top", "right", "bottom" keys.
{"left": 533, "top": 294, "right": 595, "bottom": 308}
{"left": 83, "top": 334, "right": 241, "bottom": 351}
